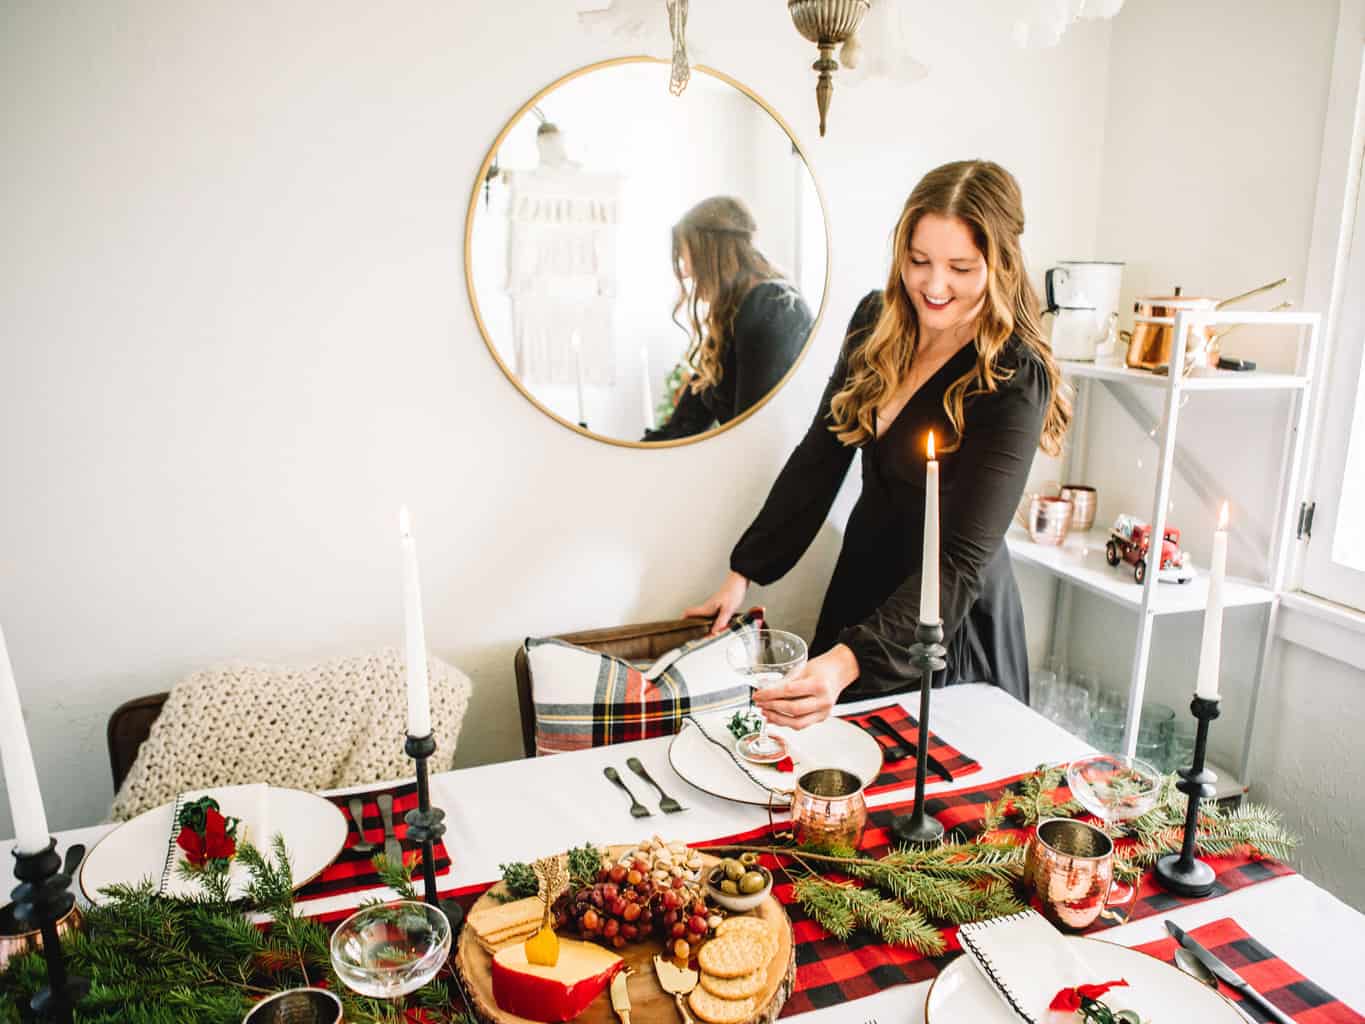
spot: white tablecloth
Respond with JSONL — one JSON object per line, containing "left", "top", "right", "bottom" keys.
{"left": 6, "top": 684, "right": 1363, "bottom": 1020}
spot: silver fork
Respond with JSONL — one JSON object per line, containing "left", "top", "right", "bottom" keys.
{"left": 627, "top": 757, "right": 685, "bottom": 813}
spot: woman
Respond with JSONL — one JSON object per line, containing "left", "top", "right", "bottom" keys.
{"left": 644, "top": 196, "right": 814, "bottom": 441}
{"left": 686, "top": 160, "right": 1069, "bottom": 727}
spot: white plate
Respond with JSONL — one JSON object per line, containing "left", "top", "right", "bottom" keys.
{"left": 81, "top": 785, "right": 348, "bottom": 904}
{"left": 668, "top": 714, "right": 884, "bottom": 807}
{"left": 925, "top": 934, "right": 1243, "bottom": 1022}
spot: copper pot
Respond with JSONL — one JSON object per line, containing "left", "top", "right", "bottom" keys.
{"left": 242, "top": 988, "right": 344, "bottom": 1024}
{"left": 0, "top": 899, "right": 83, "bottom": 973}
{"left": 1125, "top": 277, "right": 1289, "bottom": 371}
{"left": 1025, "top": 818, "right": 1115, "bottom": 931}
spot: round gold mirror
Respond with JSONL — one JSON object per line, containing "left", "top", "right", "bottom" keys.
{"left": 466, "top": 58, "right": 830, "bottom": 448}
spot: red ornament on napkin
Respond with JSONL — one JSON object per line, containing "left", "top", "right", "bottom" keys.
{"left": 1049, "top": 979, "right": 1129, "bottom": 1012}
{"left": 176, "top": 802, "right": 238, "bottom": 867}
{"left": 775, "top": 756, "right": 795, "bottom": 773}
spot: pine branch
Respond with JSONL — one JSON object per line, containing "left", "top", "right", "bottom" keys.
{"left": 792, "top": 877, "right": 945, "bottom": 955}
{"left": 371, "top": 853, "right": 419, "bottom": 900}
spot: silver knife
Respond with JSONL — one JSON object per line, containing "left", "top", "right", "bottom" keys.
{"left": 1164, "top": 920, "right": 1294, "bottom": 1024}
{"left": 376, "top": 793, "right": 404, "bottom": 866}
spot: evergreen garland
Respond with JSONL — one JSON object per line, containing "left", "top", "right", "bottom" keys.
{"left": 0, "top": 837, "right": 475, "bottom": 1024}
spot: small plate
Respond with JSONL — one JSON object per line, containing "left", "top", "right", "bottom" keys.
{"left": 81, "top": 785, "right": 347, "bottom": 904}
{"left": 925, "top": 935, "right": 1244, "bottom": 1022}
{"left": 668, "top": 713, "right": 883, "bottom": 807}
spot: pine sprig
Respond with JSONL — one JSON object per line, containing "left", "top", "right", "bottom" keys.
{"left": 0, "top": 834, "right": 475, "bottom": 1023}
{"left": 792, "top": 877, "right": 945, "bottom": 955}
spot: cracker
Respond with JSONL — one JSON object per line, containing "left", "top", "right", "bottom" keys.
{"left": 688, "top": 985, "right": 756, "bottom": 1024}
{"left": 697, "top": 935, "right": 765, "bottom": 979}
{"left": 714, "top": 916, "right": 777, "bottom": 960}
{"left": 699, "top": 965, "right": 767, "bottom": 1000}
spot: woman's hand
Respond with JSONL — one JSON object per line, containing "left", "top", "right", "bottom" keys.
{"left": 752, "top": 644, "right": 859, "bottom": 729}
{"left": 683, "top": 571, "right": 749, "bottom": 635}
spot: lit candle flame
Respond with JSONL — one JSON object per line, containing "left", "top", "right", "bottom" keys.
{"left": 927, "top": 431, "right": 936, "bottom": 461}
{"left": 1218, "top": 501, "right": 1229, "bottom": 530}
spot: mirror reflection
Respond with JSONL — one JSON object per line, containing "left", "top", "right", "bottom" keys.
{"left": 467, "top": 60, "right": 829, "bottom": 445}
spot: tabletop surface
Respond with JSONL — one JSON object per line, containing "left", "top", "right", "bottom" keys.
{"left": 5, "top": 684, "right": 1362, "bottom": 1022}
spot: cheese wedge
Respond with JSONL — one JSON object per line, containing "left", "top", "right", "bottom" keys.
{"left": 491, "top": 938, "right": 624, "bottom": 1022}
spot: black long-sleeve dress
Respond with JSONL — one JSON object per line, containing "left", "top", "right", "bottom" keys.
{"left": 729, "top": 290, "right": 1049, "bottom": 703}
{"left": 645, "top": 281, "right": 814, "bottom": 442}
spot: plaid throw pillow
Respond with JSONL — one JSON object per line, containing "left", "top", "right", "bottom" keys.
{"left": 526, "top": 613, "right": 762, "bottom": 755}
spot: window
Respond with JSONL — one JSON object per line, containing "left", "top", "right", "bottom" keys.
{"left": 1301, "top": 26, "right": 1365, "bottom": 613}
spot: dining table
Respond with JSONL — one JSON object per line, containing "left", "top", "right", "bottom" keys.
{"left": 5, "top": 683, "right": 1363, "bottom": 1022}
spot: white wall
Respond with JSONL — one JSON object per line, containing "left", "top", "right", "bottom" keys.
{"left": 1040, "top": 0, "right": 1365, "bottom": 911}
{"left": 0, "top": 1, "right": 1108, "bottom": 837}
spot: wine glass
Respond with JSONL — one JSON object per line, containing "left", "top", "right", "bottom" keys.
{"left": 725, "top": 629, "right": 807, "bottom": 764}
{"left": 1066, "top": 754, "right": 1161, "bottom": 906}
{"left": 329, "top": 901, "right": 452, "bottom": 999}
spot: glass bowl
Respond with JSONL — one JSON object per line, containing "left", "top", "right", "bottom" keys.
{"left": 1066, "top": 754, "right": 1162, "bottom": 825}
{"left": 329, "top": 900, "right": 452, "bottom": 999}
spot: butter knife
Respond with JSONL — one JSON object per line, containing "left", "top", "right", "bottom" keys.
{"left": 869, "top": 714, "right": 954, "bottom": 783}
{"left": 376, "top": 793, "right": 403, "bottom": 866}
{"left": 610, "top": 967, "right": 632, "bottom": 1024}
{"left": 1164, "top": 920, "right": 1294, "bottom": 1024}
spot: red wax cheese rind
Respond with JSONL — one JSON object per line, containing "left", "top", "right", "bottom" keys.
{"left": 491, "top": 938, "right": 624, "bottom": 1022}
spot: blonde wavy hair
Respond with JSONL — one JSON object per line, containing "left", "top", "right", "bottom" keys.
{"left": 672, "top": 196, "right": 783, "bottom": 393}
{"left": 828, "top": 160, "right": 1069, "bottom": 456}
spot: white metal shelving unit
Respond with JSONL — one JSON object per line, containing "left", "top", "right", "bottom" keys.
{"left": 1009, "top": 310, "right": 1321, "bottom": 788}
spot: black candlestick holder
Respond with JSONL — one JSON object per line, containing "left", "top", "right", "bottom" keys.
{"left": 1153, "top": 696, "right": 1221, "bottom": 897}
{"left": 11, "top": 839, "right": 88, "bottom": 1023}
{"left": 403, "top": 733, "right": 464, "bottom": 932}
{"left": 890, "top": 619, "right": 947, "bottom": 848}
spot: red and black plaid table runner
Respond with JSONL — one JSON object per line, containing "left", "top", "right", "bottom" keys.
{"left": 837, "top": 702, "right": 982, "bottom": 795}
{"left": 1134, "top": 917, "right": 1364, "bottom": 1023}
{"left": 703, "top": 769, "right": 1294, "bottom": 1017}
{"left": 296, "top": 781, "right": 451, "bottom": 902}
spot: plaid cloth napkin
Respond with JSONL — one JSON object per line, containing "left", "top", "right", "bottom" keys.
{"left": 296, "top": 781, "right": 451, "bottom": 902}
{"left": 1133, "top": 917, "right": 1365, "bottom": 1023}
{"left": 838, "top": 702, "right": 982, "bottom": 795}
{"left": 702, "top": 770, "right": 1295, "bottom": 1017}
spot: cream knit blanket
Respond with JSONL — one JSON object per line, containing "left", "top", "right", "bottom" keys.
{"left": 110, "top": 650, "right": 471, "bottom": 821}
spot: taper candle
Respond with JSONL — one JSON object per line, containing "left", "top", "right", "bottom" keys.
{"left": 1194, "top": 501, "right": 1229, "bottom": 700}
{"left": 572, "top": 331, "right": 586, "bottom": 426}
{"left": 0, "top": 624, "right": 51, "bottom": 854}
{"left": 641, "top": 346, "right": 653, "bottom": 431}
{"left": 920, "top": 431, "right": 941, "bottom": 625}
{"left": 398, "top": 506, "right": 433, "bottom": 737}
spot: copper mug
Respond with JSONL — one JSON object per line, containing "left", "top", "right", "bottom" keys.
{"left": 791, "top": 768, "right": 868, "bottom": 851}
{"left": 0, "top": 899, "right": 83, "bottom": 973}
{"left": 1025, "top": 818, "right": 1121, "bottom": 930}
{"left": 242, "top": 987, "right": 344, "bottom": 1024}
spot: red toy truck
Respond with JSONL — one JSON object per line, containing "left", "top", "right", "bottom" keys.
{"left": 1105, "top": 514, "right": 1194, "bottom": 584}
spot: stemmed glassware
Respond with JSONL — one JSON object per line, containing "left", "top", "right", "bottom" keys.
{"left": 1066, "top": 753, "right": 1162, "bottom": 906}
{"left": 725, "top": 629, "right": 808, "bottom": 764}
{"left": 329, "top": 900, "right": 452, "bottom": 999}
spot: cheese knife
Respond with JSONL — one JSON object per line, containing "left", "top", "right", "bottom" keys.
{"left": 869, "top": 714, "right": 954, "bottom": 783}
{"left": 1164, "top": 920, "right": 1294, "bottom": 1024}
{"left": 610, "top": 967, "right": 632, "bottom": 1024}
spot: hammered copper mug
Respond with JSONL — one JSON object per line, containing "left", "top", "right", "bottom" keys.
{"left": 1025, "top": 818, "right": 1119, "bottom": 931}
{"left": 791, "top": 768, "right": 868, "bottom": 851}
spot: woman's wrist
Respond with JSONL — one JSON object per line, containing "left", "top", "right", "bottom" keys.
{"left": 828, "top": 643, "right": 860, "bottom": 691}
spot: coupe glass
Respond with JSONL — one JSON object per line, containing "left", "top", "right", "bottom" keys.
{"left": 1066, "top": 754, "right": 1161, "bottom": 905}
{"left": 725, "top": 629, "right": 807, "bottom": 764}
{"left": 329, "top": 900, "right": 451, "bottom": 999}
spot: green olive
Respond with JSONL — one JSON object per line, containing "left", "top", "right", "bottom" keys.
{"left": 738, "top": 871, "right": 767, "bottom": 894}
{"left": 722, "top": 859, "right": 745, "bottom": 881}
{"left": 720, "top": 879, "right": 740, "bottom": 895}
{"left": 739, "top": 852, "right": 759, "bottom": 866}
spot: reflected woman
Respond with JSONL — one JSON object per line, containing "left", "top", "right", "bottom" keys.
{"left": 687, "top": 161, "right": 1070, "bottom": 724}
{"left": 644, "top": 197, "right": 814, "bottom": 441}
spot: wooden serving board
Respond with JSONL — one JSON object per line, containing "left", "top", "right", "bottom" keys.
{"left": 455, "top": 849, "right": 795, "bottom": 1024}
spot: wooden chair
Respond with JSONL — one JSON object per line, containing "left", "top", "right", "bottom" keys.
{"left": 512, "top": 617, "right": 713, "bottom": 759}
{"left": 106, "top": 692, "right": 169, "bottom": 791}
